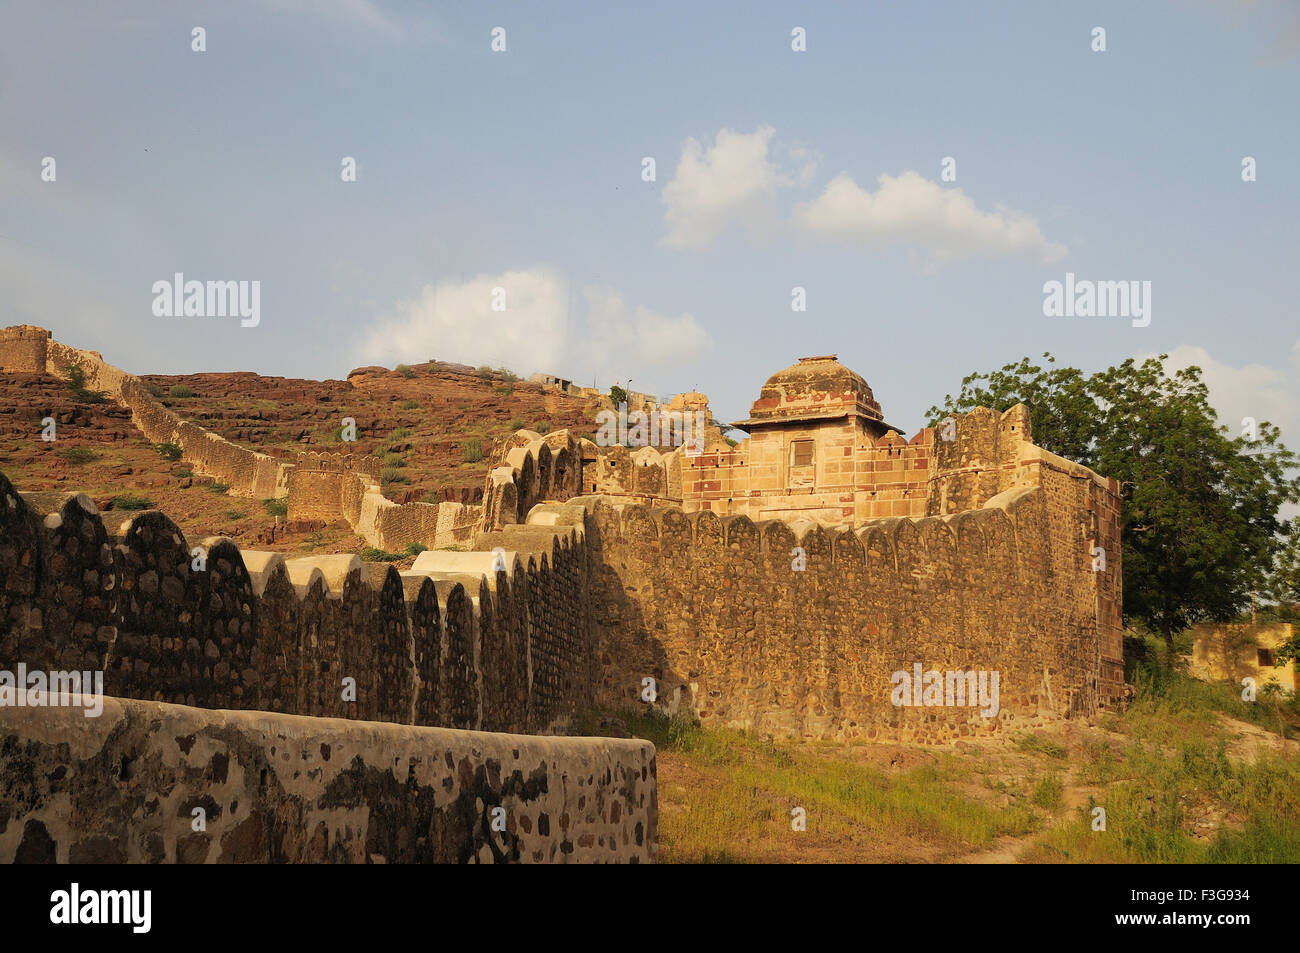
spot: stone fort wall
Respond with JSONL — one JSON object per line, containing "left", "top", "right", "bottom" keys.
{"left": 570, "top": 481, "right": 1119, "bottom": 743}
{"left": 0, "top": 468, "right": 592, "bottom": 735}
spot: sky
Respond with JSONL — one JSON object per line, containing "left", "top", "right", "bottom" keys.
{"left": 1, "top": 0, "right": 1297, "bottom": 447}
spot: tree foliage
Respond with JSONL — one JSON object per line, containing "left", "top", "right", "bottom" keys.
{"left": 927, "top": 353, "right": 1300, "bottom": 647}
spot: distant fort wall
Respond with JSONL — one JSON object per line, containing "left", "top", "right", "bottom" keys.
{"left": 0, "top": 325, "right": 291, "bottom": 499}
{"left": 0, "top": 325, "right": 481, "bottom": 552}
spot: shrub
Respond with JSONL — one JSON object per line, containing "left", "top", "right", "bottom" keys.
{"left": 262, "top": 498, "right": 288, "bottom": 517}
{"left": 390, "top": 427, "right": 411, "bottom": 439}
{"left": 60, "top": 446, "right": 99, "bottom": 464}
{"left": 360, "top": 547, "right": 403, "bottom": 562}
{"left": 404, "top": 543, "right": 427, "bottom": 557}
{"left": 144, "top": 382, "right": 164, "bottom": 398}
{"left": 608, "top": 385, "right": 628, "bottom": 407}
{"left": 507, "top": 418, "right": 526, "bottom": 430}
{"left": 395, "top": 363, "right": 414, "bottom": 379}
{"left": 174, "top": 468, "right": 193, "bottom": 479}
{"left": 381, "top": 452, "right": 404, "bottom": 468}
{"left": 532, "top": 421, "right": 553, "bottom": 435}
{"left": 168, "top": 384, "right": 195, "bottom": 399}
{"left": 208, "top": 481, "right": 230, "bottom": 494}
{"left": 110, "top": 493, "right": 153, "bottom": 511}
{"left": 64, "top": 365, "right": 107, "bottom": 404}
{"left": 381, "top": 466, "right": 408, "bottom": 484}
{"left": 398, "top": 399, "right": 420, "bottom": 410}
{"left": 224, "top": 510, "right": 247, "bottom": 521}
{"left": 496, "top": 367, "right": 517, "bottom": 381}
{"left": 461, "top": 439, "right": 484, "bottom": 463}
{"left": 495, "top": 383, "right": 514, "bottom": 397}
{"left": 476, "top": 366, "right": 495, "bottom": 379}
{"left": 154, "top": 441, "right": 182, "bottom": 461}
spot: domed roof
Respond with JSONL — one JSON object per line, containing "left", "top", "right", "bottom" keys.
{"left": 734, "top": 355, "right": 904, "bottom": 434}
{"left": 760, "top": 355, "right": 873, "bottom": 401}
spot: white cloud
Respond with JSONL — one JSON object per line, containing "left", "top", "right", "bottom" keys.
{"left": 792, "top": 170, "right": 1068, "bottom": 266}
{"left": 660, "top": 126, "right": 816, "bottom": 250}
{"left": 359, "top": 268, "right": 713, "bottom": 382}
{"left": 1152, "top": 344, "right": 1298, "bottom": 440}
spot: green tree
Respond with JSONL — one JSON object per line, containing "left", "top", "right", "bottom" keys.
{"left": 609, "top": 385, "right": 628, "bottom": 407}
{"left": 928, "top": 353, "right": 1299, "bottom": 651}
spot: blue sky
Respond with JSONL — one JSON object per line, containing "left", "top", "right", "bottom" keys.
{"left": 1, "top": 0, "right": 1297, "bottom": 443}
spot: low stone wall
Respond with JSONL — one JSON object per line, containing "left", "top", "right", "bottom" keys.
{"left": 0, "top": 695, "right": 656, "bottom": 863}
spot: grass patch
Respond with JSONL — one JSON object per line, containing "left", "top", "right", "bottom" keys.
{"left": 208, "top": 482, "right": 230, "bottom": 494}
{"left": 461, "top": 439, "right": 483, "bottom": 463}
{"left": 110, "top": 493, "right": 153, "bottom": 511}
{"left": 1030, "top": 774, "right": 1064, "bottom": 811}
{"left": 1014, "top": 732, "right": 1068, "bottom": 759}
{"left": 262, "top": 498, "right": 288, "bottom": 518}
{"left": 1020, "top": 665, "right": 1300, "bottom": 863}
{"left": 390, "top": 427, "right": 411, "bottom": 440}
{"left": 395, "top": 364, "right": 415, "bottom": 379}
{"left": 398, "top": 400, "right": 420, "bottom": 410}
{"left": 532, "top": 421, "right": 553, "bottom": 434}
{"left": 381, "top": 466, "right": 408, "bottom": 484}
{"left": 359, "top": 547, "right": 403, "bottom": 562}
{"left": 154, "top": 441, "right": 182, "bottom": 461}
{"left": 616, "top": 709, "right": 1040, "bottom": 863}
{"left": 224, "top": 509, "right": 247, "bottom": 520}
{"left": 59, "top": 446, "right": 99, "bottom": 465}
{"left": 168, "top": 384, "right": 195, "bottom": 399}
{"left": 404, "top": 543, "right": 427, "bottom": 557}
{"left": 507, "top": 419, "right": 526, "bottom": 431}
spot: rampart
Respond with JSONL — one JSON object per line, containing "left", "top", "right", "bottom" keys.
{"left": 0, "top": 696, "right": 655, "bottom": 863}
{"left": 572, "top": 481, "right": 1118, "bottom": 742}
{"left": 0, "top": 468, "right": 592, "bottom": 735}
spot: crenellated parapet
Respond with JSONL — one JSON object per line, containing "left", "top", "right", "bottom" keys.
{"left": 0, "top": 465, "right": 590, "bottom": 735}
{"left": 564, "top": 482, "right": 1120, "bottom": 742}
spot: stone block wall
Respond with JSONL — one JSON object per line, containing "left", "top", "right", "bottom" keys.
{"left": 0, "top": 696, "right": 656, "bottom": 863}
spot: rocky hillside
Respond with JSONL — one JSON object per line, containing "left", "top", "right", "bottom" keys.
{"left": 0, "top": 361, "right": 603, "bottom": 557}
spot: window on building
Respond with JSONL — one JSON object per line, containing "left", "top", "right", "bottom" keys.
{"left": 1258, "top": 648, "right": 1275, "bottom": 667}
{"left": 791, "top": 439, "right": 814, "bottom": 468}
